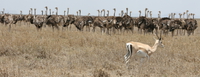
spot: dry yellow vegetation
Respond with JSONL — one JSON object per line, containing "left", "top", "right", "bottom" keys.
{"left": 0, "top": 20, "right": 200, "bottom": 77}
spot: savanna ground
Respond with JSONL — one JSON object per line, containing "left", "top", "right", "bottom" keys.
{"left": 0, "top": 19, "right": 200, "bottom": 77}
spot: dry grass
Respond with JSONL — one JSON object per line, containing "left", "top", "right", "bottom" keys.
{"left": 0, "top": 20, "right": 200, "bottom": 77}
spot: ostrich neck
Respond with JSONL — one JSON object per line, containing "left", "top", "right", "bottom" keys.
{"left": 56, "top": 10, "right": 58, "bottom": 15}
{"left": 67, "top": 9, "right": 69, "bottom": 15}
{"left": 34, "top": 10, "right": 36, "bottom": 16}
{"left": 139, "top": 13, "right": 141, "bottom": 17}
{"left": 114, "top": 11, "right": 115, "bottom": 17}
{"left": 46, "top": 9, "right": 48, "bottom": 15}
{"left": 126, "top": 9, "right": 128, "bottom": 15}
{"left": 103, "top": 11, "right": 105, "bottom": 17}
{"left": 186, "top": 12, "right": 188, "bottom": 19}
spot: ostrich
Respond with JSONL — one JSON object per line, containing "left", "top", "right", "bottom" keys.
{"left": 79, "top": 10, "right": 81, "bottom": 16}
{"left": 149, "top": 11, "right": 152, "bottom": 18}
{"left": 145, "top": 8, "right": 148, "bottom": 17}
{"left": 24, "top": 8, "right": 34, "bottom": 26}
{"left": 113, "top": 8, "right": 116, "bottom": 16}
{"left": 34, "top": 8, "right": 36, "bottom": 16}
{"left": 33, "top": 8, "right": 45, "bottom": 31}
{"left": 168, "top": 14, "right": 171, "bottom": 18}
{"left": 49, "top": 9, "right": 51, "bottom": 15}
{"left": 2, "top": 8, "right": 5, "bottom": 14}
{"left": 76, "top": 11, "right": 79, "bottom": 16}
{"left": 126, "top": 8, "right": 128, "bottom": 15}
{"left": 121, "top": 10, "right": 124, "bottom": 17}
{"left": 183, "top": 12, "right": 186, "bottom": 19}
{"left": 92, "top": 10, "right": 103, "bottom": 32}
{"left": 55, "top": 7, "right": 58, "bottom": 15}
{"left": 174, "top": 13, "right": 176, "bottom": 19}
{"left": 186, "top": 10, "right": 189, "bottom": 19}
{"left": 64, "top": 11, "right": 66, "bottom": 16}
{"left": 30, "top": 8, "right": 33, "bottom": 15}
{"left": 41, "top": 10, "right": 43, "bottom": 15}
{"left": 158, "top": 11, "right": 161, "bottom": 18}
{"left": 2, "top": 13, "right": 19, "bottom": 31}
{"left": 192, "top": 13, "right": 195, "bottom": 19}
{"left": 101, "top": 9, "right": 106, "bottom": 17}
{"left": 130, "top": 11, "right": 132, "bottom": 17}
{"left": 45, "top": 6, "right": 48, "bottom": 16}
{"left": 146, "top": 11, "right": 149, "bottom": 18}
{"left": 107, "top": 10, "right": 109, "bottom": 16}
{"left": 139, "top": 10, "right": 141, "bottom": 17}
{"left": 179, "top": 13, "right": 182, "bottom": 20}
{"left": 97, "top": 10, "right": 100, "bottom": 16}
{"left": 18, "top": 10, "right": 25, "bottom": 25}
{"left": 67, "top": 8, "right": 69, "bottom": 15}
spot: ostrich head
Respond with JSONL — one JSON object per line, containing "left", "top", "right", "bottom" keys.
{"left": 76, "top": 11, "right": 78, "bottom": 16}
{"left": 113, "top": 8, "right": 116, "bottom": 11}
{"left": 55, "top": 7, "right": 58, "bottom": 10}
{"left": 186, "top": 10, "right": 189, "bottom": 13}
{"left": 88, "top": 13, "right": 90, "bottom": 16}
{"left": 45, "top": 6, "right": 48, "bottom": 9}
{"left": 145, "top": 8, "right": 148, "bottom": 11}
{"left": 20, "top": 11, "right": 22, "bottom": 14}
{"left": 183, "top": 12, "right": 185, "bottom": 15}
{"left": 174, "top": 13, "right": 176, "bottom": 18}
{"left": 179, "top": 13, "right": 182, "bottom": 20}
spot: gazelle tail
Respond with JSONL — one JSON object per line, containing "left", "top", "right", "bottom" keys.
{"left": 124, "top": 43, "right": 132, "bottom": 63}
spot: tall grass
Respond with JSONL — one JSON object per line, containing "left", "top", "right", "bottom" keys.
{"left": 0, "top": 20, "right": 200, "bottom": 77}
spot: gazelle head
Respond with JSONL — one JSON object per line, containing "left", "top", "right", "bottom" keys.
{"left": 154, "top": 33, "right": 164, "bottom": 47}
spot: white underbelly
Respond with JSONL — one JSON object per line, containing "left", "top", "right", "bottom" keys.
{"left": 136, "top": 50, "right": 148, "bottom": 58}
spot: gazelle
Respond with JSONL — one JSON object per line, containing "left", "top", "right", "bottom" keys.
{"left": 124, "top": 33, "right": 164, "bottom": 66}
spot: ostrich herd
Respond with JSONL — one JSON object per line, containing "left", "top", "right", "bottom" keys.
{"left": 0, "top": 7, "right": 198, "bottom": 36}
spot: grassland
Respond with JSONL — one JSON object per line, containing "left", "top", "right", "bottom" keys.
{"left": 0, "top": 20, "right": 200, "bottom": 77}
